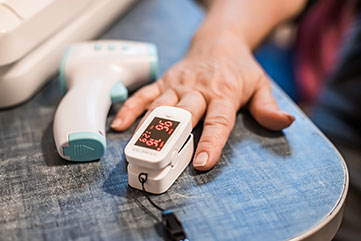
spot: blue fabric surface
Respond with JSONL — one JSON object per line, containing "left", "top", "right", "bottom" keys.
{"left": 0, "top": 0, "right": 347, "bottom": 240}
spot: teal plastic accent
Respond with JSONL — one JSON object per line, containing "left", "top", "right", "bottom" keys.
{"left": 148, "top": 43, "right": 157, "bottom": 56}
{"left": 63, "top": 132, "right": 106, "bottom": 162}
{"left": 110, "top": 81, "right": 128, "bottom": 104}
{"left": 94, "top": 44, "right": 102, "bottom": 51}
{"left": 148, "top": 43, "right": 158, "bottom": 81}
{"left": 121, "top": 45, "right": 129, "bottom": 51}
{"left": 107, "top": 44, "right": 116, "bottom": 51}
{"left": 59, "top": 47, "right": 72, "bottom": 95}
{"left": 150, "top": 60, "right": 158, "bottom": 81}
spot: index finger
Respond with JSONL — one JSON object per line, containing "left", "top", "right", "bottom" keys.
{"left": 193, "top": 99, "right": 236, "bottom": 171}
{"left": 111, "top": 82, "right": 161, "bottom": 131}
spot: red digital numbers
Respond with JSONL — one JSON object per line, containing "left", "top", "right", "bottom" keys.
{"left": 155, "top": 120, "right": 173, "bottom": 131}
{"left": 138, "top": 121, "right": 174, "bottom": 150}
{"left": 135, "top": 118, "right": 179, "bottom": 151}
{"left": 138, "top": 131, "right": 164, "bottom": 148}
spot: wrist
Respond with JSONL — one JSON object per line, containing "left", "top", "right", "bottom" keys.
{"left": 188, "top": 27, "right": 251, "bottom": 59}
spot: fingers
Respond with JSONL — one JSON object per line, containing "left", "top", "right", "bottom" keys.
{"left": 176, "top": 91, "right": 207, "bottom": 128}
{"left": 111, "top": 83, "right": 161, "bottom": 131}
{"left": 135, "top": 89, "right": 179, "bottom": 130}
{"left": 193, "top": 99, "right": 236, "bottom": 171}
{"left": 249, "top": 77, "right": 295, "bottom": 131}
{"left": 137, "top": 90, "right": 207, "bottom": 131}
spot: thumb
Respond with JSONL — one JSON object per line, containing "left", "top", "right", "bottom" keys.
{"left": 249, "top": 79, "right": 295, "bottom": 131}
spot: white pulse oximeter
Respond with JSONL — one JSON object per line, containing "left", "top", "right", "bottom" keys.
{"left": 125, "top": 106, "right": 194, "bottom": 194}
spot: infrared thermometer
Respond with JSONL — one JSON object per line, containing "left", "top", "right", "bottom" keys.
{"left": 53, "top": 40, "right": 157, "bottom": 161}
{"left": 125, "top": 106, "right": 194, "bottom": 194}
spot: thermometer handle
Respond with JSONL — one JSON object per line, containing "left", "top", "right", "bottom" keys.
{"left": 53, "top": 76, "right": 126, "bottom": 161}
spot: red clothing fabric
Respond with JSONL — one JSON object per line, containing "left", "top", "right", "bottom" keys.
{"left": 295, "top": 0, "right": 354, "bottom": 104}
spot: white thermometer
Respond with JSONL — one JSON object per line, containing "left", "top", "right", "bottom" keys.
{"left": 53, "top": 40, "right": 157, "bottom": 162}
{"left": 125, "top": 106, "right": 194, "bottom": 194}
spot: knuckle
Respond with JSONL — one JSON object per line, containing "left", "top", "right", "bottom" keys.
{"left": 218, "top": 78, "right": 238, "bottom": 95}
{"left": 185, "top": 90, "right": 207, "bottom": 104}
{"left": 200, "top": 134, "right": 221, "bottom": 147}
{"left": 204, "top": 114, "right": 231, "bottom": 131}
{"left": 163, "top": 68, "right": 180, "bottom": 83}
{"left": 134, "top": 90, "right": 151, "bottom": 102}
{"left": 168, "top": 88, "right": 180, "bottom": 100}
{"left": 145, "top": 82, "right": 162, "bottom": 96}
{"left": 123, "top": 98, "right": 139, "bottom": 110}
{"left": 194, "top": 68, "right": 212, "bottom": 84}
{"left": 149, "top": 99, "right": 163, "bottom": 109}
{"left": 257, "top": 71, "right": 271, "bottom": 87}
{"left": 208, "top": 68, "right": 240, "bottom": 98}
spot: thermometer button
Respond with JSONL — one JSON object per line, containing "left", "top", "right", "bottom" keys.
{"left": 166, "top": 113, "right": 173, "bottom": 118}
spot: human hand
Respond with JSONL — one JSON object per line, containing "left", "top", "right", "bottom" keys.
{"left": 111, "top": 34, "right": 295, "bottom": 171}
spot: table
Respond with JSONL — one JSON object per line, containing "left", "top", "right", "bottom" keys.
{"left": 0, "top": 0, "right": 348, "bottom": 240}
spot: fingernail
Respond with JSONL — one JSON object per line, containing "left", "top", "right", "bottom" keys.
{"left": 193, "top": 152, "right": 208, "bottom": 167}
{"left": 279, "top": 111, "right": 295, "bottom": 122}
{"left": 111, "top": 119, "right": 122, "bottom": 128}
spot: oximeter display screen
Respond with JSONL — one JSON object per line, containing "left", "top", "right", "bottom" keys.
{"left": 135, "top": 117, "right": 180, "bottom": 151}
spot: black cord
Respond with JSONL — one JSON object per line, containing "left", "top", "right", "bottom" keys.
{"left": 136, "top": 173, "right": 187, "bottom": 241}
{"left": 138, "top": 173, "right": 165, "bottom": 212}
{"left": 133, "top": 193, "right": 160, "bottom": 222}
{"left": 130, "top": 172, "right": 160, "bottom": 222}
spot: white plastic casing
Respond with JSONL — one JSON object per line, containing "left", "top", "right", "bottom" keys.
{"left": 62, "top": 40, "right": 157, "bottom": 92}
{"left": 0, "top": 0, "right": 135, "bottom": 108}
{"left": 125, "top": 106, "right": 194, "bottom": 194}
{"left": 53, "top": 40, "right": 157, "bottom": 162}
{"left": 0, "top": 0, "right": 93, "bottom": 66}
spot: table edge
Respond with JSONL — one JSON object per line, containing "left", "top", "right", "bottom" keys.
{"left": 272, "top": 83, "right": 349, "bottom": 241}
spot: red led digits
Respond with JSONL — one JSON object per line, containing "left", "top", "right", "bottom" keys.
{"left": 156, "top": 141, "right": 165, "bottom": 151}
{"left": 146, "top": 138, "right": 161, "bottom": 147}
{"left": 138, "top": 131, "right": 151, "bottom": 143}
{"left": 155, "top": 120, "right": 173, "bottom": 132}
{"left": 135, "top": 117, "right": 180, "bottom": 151}
{"left": 143, "top": 121, "right": 172, "bottom": 147}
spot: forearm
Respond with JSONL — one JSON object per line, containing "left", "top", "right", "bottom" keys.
{"left": 193, "top": 0, "right": 307, "bottom": 51}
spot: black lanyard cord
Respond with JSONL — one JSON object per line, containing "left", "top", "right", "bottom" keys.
{"left": 135, "top": 172, "right": 187, "bottom": 241}
{"left": 138, "top": 173, "right": 165, "bottom": 211}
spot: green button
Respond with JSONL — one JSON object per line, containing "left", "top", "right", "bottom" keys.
{"left": 150, "top": 59, "right": 158, "bottom": 81}
{"left": 110, "top": 81, "right": 128, "bottom": 104}
{"left": 108, "top": 44, "right": 116, "bottom": 51}
{"left": 148, "top": 43, "right": 157, "bottom": 56}
{"left": 63, "top": 132, "right": 106, "bottom": 162}
{"left": 148, "top": 43, "right": 158, "bottom": 81}
{"left": 122, "top": 45, "right": 129, "bottom": 51}
{"left": 94, "top": 44, "right": 102, "bottom": 51}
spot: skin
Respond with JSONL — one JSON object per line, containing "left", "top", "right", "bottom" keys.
{"left": 112, "top": 0, "right": 307, "bottom": 171}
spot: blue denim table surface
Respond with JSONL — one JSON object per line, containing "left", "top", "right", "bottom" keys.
{"left": 0, "top": 0, "right": 347, "bottom": 240}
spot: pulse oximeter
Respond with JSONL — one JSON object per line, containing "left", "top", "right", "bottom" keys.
{"left": 125, "top": 106, "right": 194, "bottom": 194}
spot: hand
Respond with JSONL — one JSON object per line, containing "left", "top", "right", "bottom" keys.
{"left": 111, "top": 34, "right": 295, "bottom": 171}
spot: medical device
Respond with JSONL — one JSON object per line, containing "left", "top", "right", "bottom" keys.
{"left": 125, "top": 106, "right": 194, "bottom": 194}
{"left": 0, "top": 0, "right": 135, "bottom": 108}
{"left": 53, "top": 40, "right": 157, "bottom": 161}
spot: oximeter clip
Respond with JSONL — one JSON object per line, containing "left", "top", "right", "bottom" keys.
{"left": 125, "top": 106, "right": 194, "bottom": 194}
